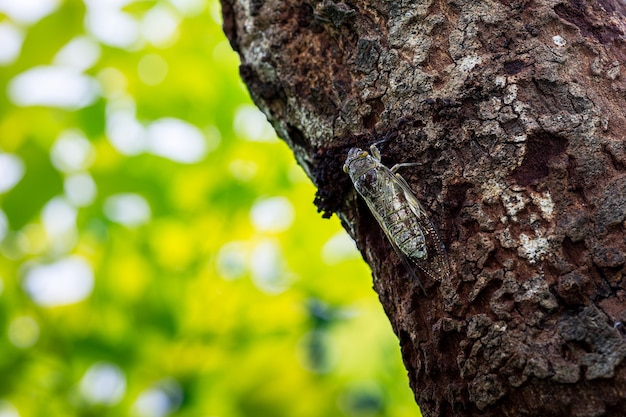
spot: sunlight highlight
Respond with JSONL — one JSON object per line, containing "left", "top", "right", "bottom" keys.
{"left": 106, "top": 98, "right": 147, "bottom": 155}
{"left": 22, "top": 256, "right": 94, "bottom": 307}
{"left": 50, "top": 130, "right": 95, "bottom": 173}
{"left": 250, "top": 197, "right": 295, "bottom": 232}
{"left": 42, "top": 197, "right": 78, "bottom": 251}
{"left": 0, "top": 23, "right": 24, "bottom": 66}
{"left": 0, "top": 401, "right": 19, "bottom": 417}
{"left": 321, "top": 231, "right": 361, "bottom": 265}
{"left": 0, "top": 210, "right": 7, "bottom": 242}
{"left": 250, "top": 240, "right": 291, "bottom": 294}
{"left": 0, "top": 0, "right": 59, "bottom": 24}
{"left": 234, "top": 105, "right": 278, "bottom": 142}
{"left": 146, "top": 118, "right": 207, "bottom": 163}
{"left": 132, "top": 380, "right": 182, "bottom": 417}
{"left": 0, "top": 153, "right": 24, "bottom": 193}
{"left": 104, "top": 193, "right": 151, "bottom": 227}
{"left": 54, "top": 36, "right": 102, "bottom": 71}
{"left": 8, "top": 66, "right": 99, "bottom": 109}
{"left": 216, "top": 241, "right": 248, "bottom": 280}
{"left": 85, "top": 6, "right": 139, "bottom": 48}
{"left": 169, "top": 0, "right": 205, "bottom": 16}
{"left": 142, "top": 6, "right": 180, "bottom": 47}
{"left": 80, "top": 362, "right": 127, "bottom": 406}
{"left": 64, "top": 173, "right": 97, "bottom": 207}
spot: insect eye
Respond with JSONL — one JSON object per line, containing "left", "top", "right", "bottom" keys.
{"left": 359, "top": 151, "right": 368, "bottom": 158}
{"left": 342, "top": 164, "right": 348, "bottom": 173}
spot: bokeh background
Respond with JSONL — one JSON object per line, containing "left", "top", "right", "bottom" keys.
{"left": 0, "top": 1, "right": 421, "bottom": 416}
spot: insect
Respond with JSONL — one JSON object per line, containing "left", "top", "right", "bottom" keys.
{"left": 343, "top": 144, "right": 450, "bottom": 289}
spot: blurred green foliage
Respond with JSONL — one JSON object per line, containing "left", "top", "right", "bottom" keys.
{"left": 0, "top": 1, "right": 421, "bottom": 416}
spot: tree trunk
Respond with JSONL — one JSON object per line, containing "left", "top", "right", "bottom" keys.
{"left": 221, "top": 0, "right": 626, "bottom": 415}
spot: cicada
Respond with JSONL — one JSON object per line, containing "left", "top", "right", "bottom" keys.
{"left": 343, "top": 145, "right": 450, "bottom": 289}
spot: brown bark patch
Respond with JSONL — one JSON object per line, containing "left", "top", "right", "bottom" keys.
{"left": 504, "top": 59, "right": 526, "bottom": 75}
{"left": 510, "top": 133, "right": 568, "bottom": 187}
{"left": 554, "top": 1, "right": 625, "bottom": 44}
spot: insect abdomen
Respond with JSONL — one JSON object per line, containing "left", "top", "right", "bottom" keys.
{"left": 382, "top": 206, "right": 427, "bottom": 260}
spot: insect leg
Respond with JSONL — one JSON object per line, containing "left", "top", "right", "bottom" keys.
{"left": 390, "top": 162, "right": 423, "bottom": 174}
{"left": 369, "top": 138, "right": 394, "bottom": 161}
{"left": 369, "top": 144, "right": 382, "bottom": 161}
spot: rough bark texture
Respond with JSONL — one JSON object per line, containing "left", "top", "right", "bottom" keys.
{"left": 221, "top": 0, "right": 626, "bottom": 415}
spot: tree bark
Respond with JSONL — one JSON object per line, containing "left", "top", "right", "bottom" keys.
{"left": 221, "top": 0, "right": 626, "bottom": 415}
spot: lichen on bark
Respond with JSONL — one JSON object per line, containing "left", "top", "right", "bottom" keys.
{"left": 222, "top": 0, "right": 626, "bottom": 415}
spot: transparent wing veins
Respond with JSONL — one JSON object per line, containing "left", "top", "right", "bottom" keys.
{"left": 369, "top": 164, "right": 450, "bottom": 283}
{"left": 359, "top": 187, "right": 427, "bottom": 294}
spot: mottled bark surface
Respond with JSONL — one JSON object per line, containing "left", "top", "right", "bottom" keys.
{"left": 221, "top": 0, "right": 626, "bottom": 415}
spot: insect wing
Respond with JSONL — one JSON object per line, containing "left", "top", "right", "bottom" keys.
{"left": 357, "top": 168, "right": 427, "bottom": 292}
{"left": 391, "top": 173, "right": 450, "bottom": 281}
